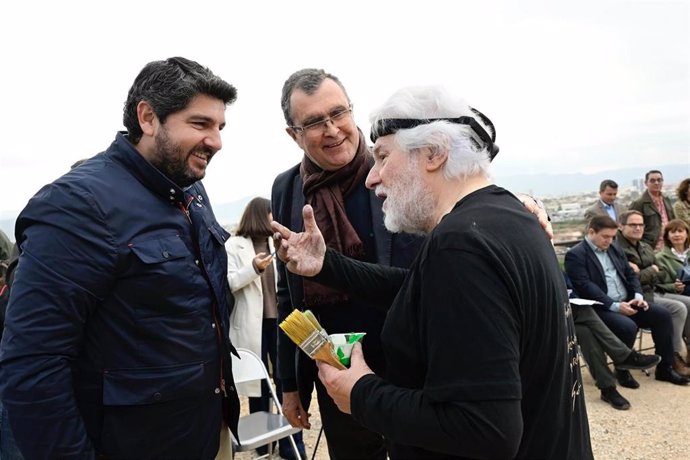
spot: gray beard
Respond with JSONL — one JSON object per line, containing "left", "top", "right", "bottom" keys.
{"left": 382, "top": 174, "right": 435, "bottom": 235}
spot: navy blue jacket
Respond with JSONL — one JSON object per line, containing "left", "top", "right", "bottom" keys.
{"left": 0, "top": 133, "right": 239, "bottom": 459}
{"left": 564, "top": 239, "right": 643, "bottom": 308}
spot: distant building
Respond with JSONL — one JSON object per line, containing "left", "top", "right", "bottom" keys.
{"left": 551, "top": 203, "right": 583, "bottom": 222}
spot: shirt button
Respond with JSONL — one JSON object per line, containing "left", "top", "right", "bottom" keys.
{"left": 169, "top": 188, "right": 175, "bottom": 194}
{"left": 195, "top": 259, "right": 200, "bottom": 265}
{"left": 153, "top": 392, "right": 162, "bottom": 401}
{"left": 162, "top": 251, "right": 170, "bottom": 258}
{"left": 212, "top": 323, "right": 216, "bottom": 329}
{"left": 214, "top": 388, "right": 220, "bottom": 394}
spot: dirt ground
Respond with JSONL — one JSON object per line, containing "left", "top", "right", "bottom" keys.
{"left": 236, "top": 339, "right": 689, "bottom": 459}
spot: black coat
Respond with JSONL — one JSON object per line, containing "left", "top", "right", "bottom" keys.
{"left": 271, "top": 163, "right": 422, "bottom": 399}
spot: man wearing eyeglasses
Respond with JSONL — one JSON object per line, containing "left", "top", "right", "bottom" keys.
{"left": 616, "top": 210, "right": 690, "bottom": 378}
{"left": 630, "top": 170, "right": 675, "bottom": 250}
{"left": 271, "top": 69, "right": 424, "bottom": 459}
{"left": 566, "top": 215, "right": 688, "bottom": 388}
{"left": 271, "top": 69, "right": 553, "bottom": 459}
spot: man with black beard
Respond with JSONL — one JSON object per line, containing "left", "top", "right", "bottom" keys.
{"left": 0, "top": 57, "right": 240, "bottom": 458}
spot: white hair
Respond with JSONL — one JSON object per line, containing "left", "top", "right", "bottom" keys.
{"left": 369, "top": 85, "right": 494, "bottom": 181}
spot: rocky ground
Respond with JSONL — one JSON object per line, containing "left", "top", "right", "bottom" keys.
{"left": 236, "top": 361, "right": 689, "bottom": 459}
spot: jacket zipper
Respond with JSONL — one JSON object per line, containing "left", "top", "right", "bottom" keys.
{"left": 177, "top": 197, "right": 227, "bottom": 397}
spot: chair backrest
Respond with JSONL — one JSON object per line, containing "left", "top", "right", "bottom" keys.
{"left": 230, "top": 349, "right": 303, "bottom": 458}
{"left": 232, "top": 348, "right": 270, "bottom": 386}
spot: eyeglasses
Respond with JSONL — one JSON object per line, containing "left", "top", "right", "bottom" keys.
{"left": 625, "top": 223, "right": 645, "bottom": 228}
{"left": 290, "top": 105, "right": 353, "bottom": 134}
{"left": 648, "top": 178, "right": 664, "bottom": 183}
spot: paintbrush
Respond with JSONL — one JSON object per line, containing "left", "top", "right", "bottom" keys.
{"left": 279, "top": 310, "right": 346, "bottom": 370}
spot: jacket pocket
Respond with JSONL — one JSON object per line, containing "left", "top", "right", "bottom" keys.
{"left": 125, "top": 233, "right": 198, "bottom": 317}
{"left": 100, "top": 362, "right": 217, "bottom": 456}
{"left": 207, "top": 220, "right": 231, "bottom": 246}
{"left": 129, "top": 234, "right": 188, "bottom": 264}
{"left": 103, "top": 361, "right": 206, "bottom": 405}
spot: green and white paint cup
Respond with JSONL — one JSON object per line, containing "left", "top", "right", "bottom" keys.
{"left": 329, "top": 332, "right": 366, "bottom": 367}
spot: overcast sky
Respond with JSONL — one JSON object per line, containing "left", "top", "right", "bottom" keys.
{"left": 1, "top": 0, "right": 688, "bottom": 220}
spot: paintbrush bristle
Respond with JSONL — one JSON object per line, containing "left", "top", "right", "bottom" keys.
{"left": 280, "top": 309, "right": 317, "bottom": 344}
{"left": 279, "top": 309, "right": 346, "bottom": 370}
{"left": 303, "top": 310, "right": 324, "bottom": 331}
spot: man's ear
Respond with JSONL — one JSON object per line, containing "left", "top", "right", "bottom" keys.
{"left": 137, "top": 101, "right": 158, "bottom": 137}
{"left": 423, "top": 147, "right": 448, "bottom": 172}
{"left": 286, "top": 126, "right": 299, "bottom": 143}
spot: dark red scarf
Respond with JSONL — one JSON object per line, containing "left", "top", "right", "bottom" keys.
{"left": 299, "top": 130, "right": 370, "bottom": 307}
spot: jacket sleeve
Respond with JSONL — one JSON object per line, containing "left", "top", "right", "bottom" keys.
{"left": 655, "top": 252, "right": 681, "bottom": 293}
{"left": 0, "top": 184, "right": 116, "bottom": 458}
{"left": 226, "top": 242, "right": 260, "bottom": 293}
{"left": 637, "top": 265, "right": 661, "bottom": 287}
{"left": 666, "top": 197, "right": 676, "bottom": 220}
{"left": 564, "top": 246, "right": 614, "bottom": 308}
{"left": 313, "top": 248, "right": 408, "bottom": 311}
{"left": 271, "top": 175, "right": 299, "bottom": 392}
{"left": 628, "top": 198, "right": 643, "bottom": 213}
{"left": 612, "top": 244, "right": 644, "bottom": 295}
{"left": 620, "top": 242, "right": 660, "bottom": 287}
{"left": 673, "top": 201, "right": 689, "bottom": 224}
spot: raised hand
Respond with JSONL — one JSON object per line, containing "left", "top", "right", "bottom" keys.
{"left": 271, "top": 204, "right": 327, "bottom": 277}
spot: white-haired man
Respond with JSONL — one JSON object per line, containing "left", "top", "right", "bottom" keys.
{"left": 272, "top": 85, "right": 592, "bottom": 459}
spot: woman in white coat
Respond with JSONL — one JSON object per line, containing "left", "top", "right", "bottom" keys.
{"left": 226, "top": 197, "right": 305, "bottom": 459}
{"left": 226, "top": 197, "right": 276, "bottom": 401}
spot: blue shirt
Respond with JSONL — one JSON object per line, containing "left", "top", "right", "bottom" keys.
{"left": 600, "top": 200, "right": 617, "bottom": 220}
{"left": 584, "top": 237, "right": 642, "bottom": 312}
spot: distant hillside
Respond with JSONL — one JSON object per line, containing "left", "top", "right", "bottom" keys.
{"left": 2, "top": 164, "right": 688, "bottom": 242}
{"left": 0, "top": 196, "right": 255, "bottom": 244}
{"left": 497, "top": 163, "right": 688, "bottom": 197}
{"left": 0, "top": 219, "right": 15, "bottom": 241}
{"left": 212, "top": 196, "right": 254, "bottom": 228}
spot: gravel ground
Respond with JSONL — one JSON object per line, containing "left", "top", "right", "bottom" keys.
{"left": 236, "top": 361, "right": 689, "bottom": 459}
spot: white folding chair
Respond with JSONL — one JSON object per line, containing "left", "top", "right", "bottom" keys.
{"left": 230, "top": 348, "right": 303, "bottom": 460}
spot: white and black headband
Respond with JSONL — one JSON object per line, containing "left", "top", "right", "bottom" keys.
{"left": 369, "top": 108, "right": 499, "bottom": 161}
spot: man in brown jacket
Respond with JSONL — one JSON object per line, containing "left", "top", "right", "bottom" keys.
{"left": 630, "top": 170, "right": 675, "bottom": 250}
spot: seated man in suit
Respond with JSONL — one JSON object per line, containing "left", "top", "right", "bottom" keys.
{"left": 616, "top": 210, "right": 690, "bottom": 376}
{"left": 584, "top": 179, "right": 626, "bottom": 223}
{"left": 565, "top": 215, "right": 688, "bottom": 387}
